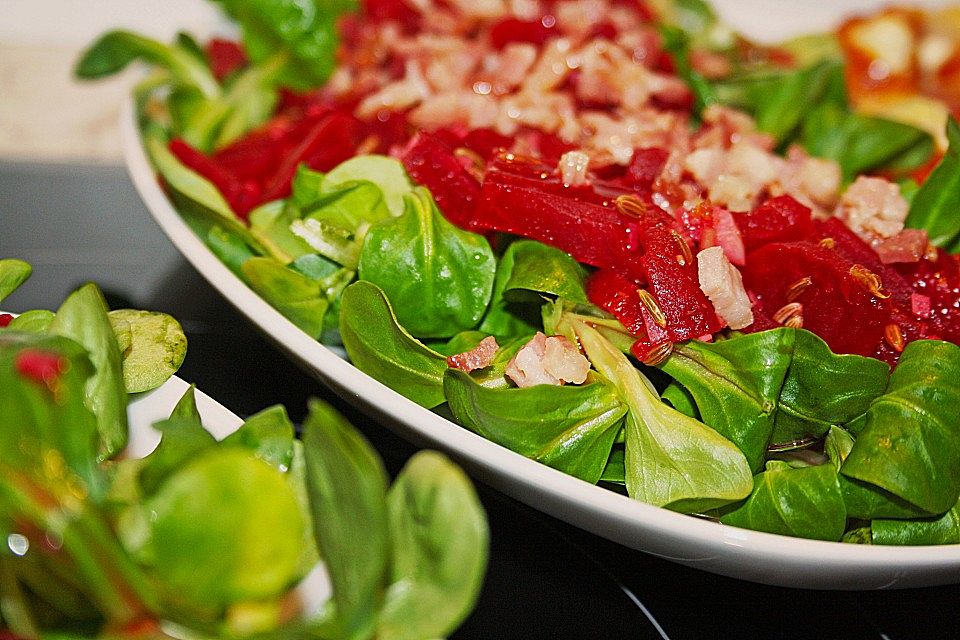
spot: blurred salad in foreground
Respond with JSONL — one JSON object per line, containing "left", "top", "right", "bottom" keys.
{"left": 0, "top": 260, "right": 488, "bottom": 638}
{"left": 74, "top": 0, "right": 960, "bottom": 545}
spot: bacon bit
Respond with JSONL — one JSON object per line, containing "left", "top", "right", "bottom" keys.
{"left": 447, "top": 336, "right": 500, "bottom": 372}
{"left": 785, "top": 277, "right": 813, "bottom": 302}
{"left": 505, "top": 332, "right": 590, "bottom": 387}
{"left": 697, "top": 246, "right": 754, "bottom": 330}
{"left": 849, "top": 264, "right": 890, "bottom": 299}
{"left": 15, "top": 349, "right": 68, "bottom": 388}
{"left": 773, "top": 302, "right": 803, "bottom": 325}
{"left": 875, "top": 228, "right": 929, "bottom": 264}
{"left": 637, "top": 289, "right": 667, "bottom": 328}
{"left": 884, "top": 323, "right": 905, "bottom": 352}
{"left": 819, "top": 237, "right": 836, "bottom": 249}
{"left": 641, "top": 341, "right": 673, "bottom": 366}
{"left": 834, "top": 175, "right": 909, "bottom": 240}
{"left": 558, "top": 150, "right": 590, "bottom": 187}
{"left": 0, "top": 313, "right": 13, "bottom": 327}
{"left": 912, "top": 292, "right": 933, "bottom": 318}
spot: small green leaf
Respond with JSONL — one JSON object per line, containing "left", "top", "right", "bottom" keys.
{"left": 444, "top": 369, "right": 626, "bottom": 483}
{"left": 5, "top": 309, "right": 54, "bottom": 333}
{"left": 905, "top": 117, "right": 960, "bottom": 249}
{"left": 49, "top": 283, "right": 128, "bottom": 461}
{"left": 720, "top": 462, "right": 847, "bottom": 541}
{"left": 222, "top": 404, "right": 295, "bottom": 472}
{"left": 339, "top": 281, "right": 449, "bottom": 408}
{"left": 377, "top": 451, "right": 488, "bottom": 640}
{"left": 872, "top": 498, "right": 960, "bottom": 545}
{"left": 301, "top": 399, "right": 389, "bottom": 640}
{"left": 323, "top": 155, "right": 414, "bottom": 218}
{"left": 107, "top": 309, "right": 187, "bottom": 393}
{"left": 0, "top": 259, "right": 31, "bottom": 304}
{"left": 842, "top": 340, "right": 960, "bottom": 514}
{"left": 74, "top": 30, "right": 219, "bottom": 96}
{"left": 136, "top": 449, "right": 305, "bottom": 608}
{"left": 574, "top": 319, "right": 752, "bottom": 512}
{"left": 242, "top": 257, "right": 329, "bottom": 339}
{"left": 359, "top": 187, "right": 496, "bottom": 338}
{"left": 480, "top": 240, "right": 588, "bottom": 338}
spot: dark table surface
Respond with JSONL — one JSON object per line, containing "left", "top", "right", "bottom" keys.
{"left": 1, "top": 161, "right": 956, "bottom": 639}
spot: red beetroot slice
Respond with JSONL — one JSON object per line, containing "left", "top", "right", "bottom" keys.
{"left": 204, "top": 38, "right": 248, "bottom": 83}
{"left": 742, "top": 241, "right": 893, "bottom": 357}
{"left": 213, "top": 114, "right": 304, "bottom": 182}
{"left": 635, "top": 220, "right": 723, "bottom": 342}
{"left": 400, "top": 132, "right": 482, "bottom": 229}
{"left": 475, "top": 157, "right": 649, "bottom": 282}
{"left": 813, "top": 217, "right": 915, "bottom": 306}
{"left": 586, "top": 270, "right": 649, "bottom": 336}
{"left": 734, "top": 195, "right": 814, "bottom": 252}
{"left": 261, "top": 112, "right": 362, "bottom": 203}
{"left": 489, "top": 17, "right": 556, "bottom": 49}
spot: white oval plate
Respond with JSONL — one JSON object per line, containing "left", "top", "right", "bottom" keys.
{"left": 121, "top": 95, "right": 960, "bottom": 589}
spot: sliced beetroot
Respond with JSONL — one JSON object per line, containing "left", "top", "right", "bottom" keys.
{"left": 586, "top": 269, "right": 648, "bottom": 336}
{"left": 735, "top": 195, "right": 814, "bottom": 252}
{"left": 743, "top": 241, "right": 893, "bottom": 357}
{"left": 204, "top": 38, "right": 248, "bottom": 83}
{"left": 261, "top": 112, "right": 362, "bottom": 203}
{"left": 812, "top": 217, "right": 914, "bottom": 306}
{"left": 400, "top": 132, "right": 482, "bottom": 229}
{"left": 213, "top": 114, "right": 302, "bottom": 182}
{"left": 463, "top": 128, "right": 513, "bottom": 160}
{"left": 475, "top": 155, "right": 648, "bottom": 281}
{"left": 618, "top": 147, "right": 669, "bottom": 191}
{"left": 489, "top": 17, "right": 556, "bottom": 49}
{"left": 636, "top": 220, "right": 723, "bottom": 342}
{"left": 362, "top": 0, "right": 422, "bottom": 30}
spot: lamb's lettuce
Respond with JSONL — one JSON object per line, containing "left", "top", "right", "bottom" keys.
{"left": 358, "top": 188, "right": 496, "bottom": 339}
{"left": 841, "top": 340, "right": 960, "bottom": 515}
{"left": 339, "top": 281, "right": 449, "bottom": 408}
{"left": 573, "top": 319, "right": 753, "bottom": 512}
{"left": 905, "top": 117, "right": 960, "bottom": 250}
{"left": 719, "top": 460, "right": 847, "bottom": 541}
{"left": 444, "top": 369, "right": 626, "bottom": 483}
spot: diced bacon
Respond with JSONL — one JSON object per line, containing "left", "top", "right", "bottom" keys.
{"left": 356, "top": 59, "right": 432, "bottom": 118}
{"left": 834, "top": 176, "right": 909, "bottom": 240}
{"left": 542, "top": 334, "right": 591, "bottom": 384}
{"left": 447, "top": 336, "right": 500, "bottom": 372}
{"left": 773, "top": 145, "right": 841, "bottom": 213}
{"left": 684, "top": 142, "right": 782, "bottom": 211}
{"left": 481, "top": 43, "right": 538, "bottom": 91}
{"left": 444, "top": 0, "right": 508, "bottom": 19}
{"left": 912, "top": 292, "right": 933, "bottom": 318}
{"left": 697, "top": 246, "right": 754, "bottom": 330}
{"left": 558, "top": 150, "right": 590, "bottom": 186}
{"left": 505, "top": 332, "right": 590, "bottom": 387}
{"left": 520, "top": 38, "right": 575, "bottom": 96}
{"left": 875, "top": 228, "right": 929, "bottom": 264}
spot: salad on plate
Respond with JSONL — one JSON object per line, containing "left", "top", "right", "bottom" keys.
{"left": 0, "top": 260, "right": 488, "bottom": 639}
{"left": 75, "top": 0, "right": 960, "bottom": 547}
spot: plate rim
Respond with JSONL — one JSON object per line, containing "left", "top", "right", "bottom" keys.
{"left": 119, "top": 98, "right": 960, "bottom": 590}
